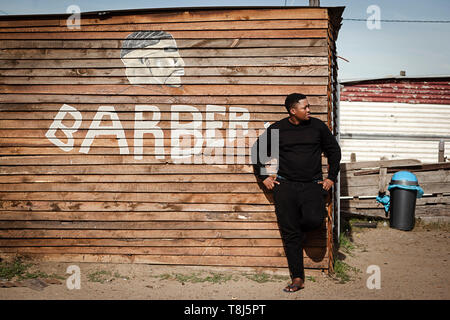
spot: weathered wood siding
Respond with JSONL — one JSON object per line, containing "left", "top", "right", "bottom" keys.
{"left": 340, "top": 159, "right": 450, "bottom": 220}
{"left": 0, "top": 7, "right": 343, "bottom": 271}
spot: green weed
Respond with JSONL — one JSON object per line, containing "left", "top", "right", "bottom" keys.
{"left": 339, "top": 232, "right": 357, "bottom": 257}
{"left": 0, "top": 256, "right": 64, "bottom": 281}
{"left": 244, "top": 273, "right": 290, "bottom": 283}
{"left": 244, "top": 273, "right": 270, "bottom": 283}
{"left": 87, "top": 270, "right": 129, "bottom": 284}
{"left": 333, "top": 260, "right": 352, "bottom": 283}
{"left": 155, "top": 272, "right": 236, "bottom": 284}
{"left": 0, "top": 257, "right": 32, "bottom": 281}
{"left": 154, "top": 271, "right": 290, "bottom": 284}
{"left": 332, "top": 222, "right": 362, "bottom": 283}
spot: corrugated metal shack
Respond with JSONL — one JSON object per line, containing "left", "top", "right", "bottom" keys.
{"left": 339, "top": 75, "right": 450, "bottom": 163}
{"left": 0, "top": 6, "right": 344, "bottom": 273}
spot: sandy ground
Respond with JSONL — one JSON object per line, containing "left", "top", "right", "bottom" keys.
{"left": 0, "top": 222, "right": 449, "bottom": 301}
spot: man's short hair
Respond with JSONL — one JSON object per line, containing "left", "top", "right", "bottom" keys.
{"left": 120, "top": 31, "right": 174, "bottom": 58}
{"left": 284, "top": 93, "right": 307, "bottom": 114}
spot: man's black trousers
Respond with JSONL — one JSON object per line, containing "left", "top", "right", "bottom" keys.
{"left": 272, "top": 178, "right": 328, "bottom": 280}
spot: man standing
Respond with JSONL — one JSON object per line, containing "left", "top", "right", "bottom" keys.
{"left": 252, "top": 93, "right": 341, "bottom": 292}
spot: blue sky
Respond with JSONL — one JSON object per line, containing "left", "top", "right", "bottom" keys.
{"left": 1, "top": 0, "right": 449, "bottom": 80}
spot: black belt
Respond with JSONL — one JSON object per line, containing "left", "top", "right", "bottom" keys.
{"left": 276, "top": 175, "right": 321, "bottom": 184}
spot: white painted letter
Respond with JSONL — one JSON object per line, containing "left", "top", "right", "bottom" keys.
{"left": 45, "top": 104, "right": 82, "bottom": 152}
{"left": 171, "top": 105, "right": 203, "bottom": 161}
{"left": 205, "top": 105, "right": 225, "bottom": 148}
{"left": 228, "top": 107, "right": 250, "bottom": 142}
{"left": 80, "top": 106, "right": 129, "bottom": 154}
{"left": 204, "top": 105, "right": 225, "bottom": 164}
{"left": 134, "top": 105, "right": 164, "bottom": 160}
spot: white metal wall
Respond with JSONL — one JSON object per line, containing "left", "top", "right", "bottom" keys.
{"left": 339, "top": 101, "right": 450, "bottom": 163}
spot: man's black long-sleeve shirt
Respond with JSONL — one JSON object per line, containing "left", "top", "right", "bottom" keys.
{"left": 252, "top": 117, "right": 341, "bottom": 183}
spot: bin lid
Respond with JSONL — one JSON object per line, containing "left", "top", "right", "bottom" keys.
{"left": 390, "top": 171, "right": 419, "bottom": 186}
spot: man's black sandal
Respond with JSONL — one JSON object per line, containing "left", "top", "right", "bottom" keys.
{"left": 283, "top": 283, "right": 304, "bottom": 293}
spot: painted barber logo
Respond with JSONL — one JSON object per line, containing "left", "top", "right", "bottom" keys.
{"left": 120, "top": 31, "right": 185, "bottom": 87}
{"left": 44, "top": 32, "right": 262, "bottom": 164}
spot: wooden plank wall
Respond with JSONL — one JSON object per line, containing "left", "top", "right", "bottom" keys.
{"left": 0, "top": 7, "right": 339, "bottom": 271}
{"left": 340, "top": 159, "right": 450, "bottom": 220}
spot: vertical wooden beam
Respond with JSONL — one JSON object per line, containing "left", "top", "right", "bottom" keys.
{"left": 438, "top": 139, "right": 445, "bottom": 163}
{"left": 326, "top": 195, "right": 334, "bottom": 273}
{"left": 309, "top": 0, "right": 320, "bottom": 7}
{"left": 378, "top": 157, "right": 388, "bottom": 194}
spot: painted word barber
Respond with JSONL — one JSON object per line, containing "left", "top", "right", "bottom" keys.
{"left": 252, "top": 93, "right": 341, "bottom": 292}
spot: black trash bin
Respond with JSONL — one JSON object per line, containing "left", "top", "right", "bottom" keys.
{"left": 387, "top": 171, "right": 424, "bottom": 231}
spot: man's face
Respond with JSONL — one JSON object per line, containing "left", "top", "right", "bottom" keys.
{"left": 122, "top": 38, "right": 185, "bottom": 87}
{"left": 290, "top": 99, "right": 311, "bottom": 121}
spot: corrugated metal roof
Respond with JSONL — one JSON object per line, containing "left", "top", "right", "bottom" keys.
{"left": 340, "top": 75, "right": 450, "bottom": 84}
{"left": 340, "top": 77, "right": 450, "bottom": 105}
{"left": 0, "top": 5, "right": 345, "bottom": 42}
{"left": 0, "top": 5, "right": 345, "bottom": 19}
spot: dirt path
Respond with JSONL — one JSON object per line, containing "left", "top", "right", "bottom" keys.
{"left": 1, "top": 222, "right": 449, "bottom": 300}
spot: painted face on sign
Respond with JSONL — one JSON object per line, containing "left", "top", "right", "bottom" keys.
{"left": 121, "top": 32, "right": 185, "bottom": 87}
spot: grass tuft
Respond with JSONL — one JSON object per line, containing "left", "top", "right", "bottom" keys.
{"left": 332, "top": 225, "right": 362, "bottom": 283}
{"left": 87, "top": 270, "right": 129, "bottom": 284}
{"left": 154, "top": 271, "right": 290, "bottom": 284}
{"left": 0, "top": 256, "right": 64, "bottom": 281}
{"left": 339, "top": 232, "right": 356, "bottom": 255}
{"left": 154, "top": 272, "right": 236, "bottom": 284}
{"left": 0, "top": 257, "right": 32, "bottom": 281}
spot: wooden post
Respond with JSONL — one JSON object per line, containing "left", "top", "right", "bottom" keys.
{"left": 378, "top": 157, "right": 388, "bottom": 194}
{"left": 438, "top": 139, "right": 445, "bottom": 163}
{"left": 309, "top": 0, "right": 320, "bottom": 7}
{"left": 350, "top": 153, "right": 357, "bottom": 163}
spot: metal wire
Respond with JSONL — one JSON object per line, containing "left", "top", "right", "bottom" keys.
{"left": 344, "top": 18, "right": 450, "bottom": 23}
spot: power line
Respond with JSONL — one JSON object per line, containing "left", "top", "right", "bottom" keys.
{"left": 344, "top": 18, "right": 450, "bottom": 23}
